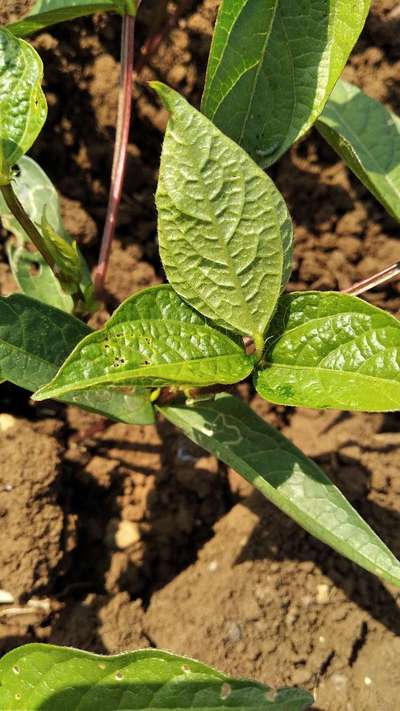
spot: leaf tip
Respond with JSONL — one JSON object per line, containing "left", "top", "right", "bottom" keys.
{"left": 31, "top": 384, "right": 52, "bottom": 402}
{"left": 149, "top": 81, "right": 178, "bottom": 113}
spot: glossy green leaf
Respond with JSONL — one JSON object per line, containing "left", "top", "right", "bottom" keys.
{"left": 255, "top": 291, "right": 400, "bottom": 411}
{"left": 162, "top": 394, "right": 400, "bottom": 588}
{"left": 202, "top": 0, "right": 371, "bottom": 167}
{"left": 33, "top": 285, "right": 254, "bottom": 402}
{"left": 317, "top": 79, "right": 400, "bottom": 222}
{"left": 8, "top": 1, "right": 137, "bottom": 38}
{"left": 0, "top": 643, "right": 313, "bottom": 710}
{"left": 0, "top": 29, "right": 47, "bottom": 181}
{"left": 154, "top": 82, "right": 292, "bottom": 341}
{"left": 0, "top": 156, "right": 93, "bottom": 312}
{"left": 0, "top": 293, "right": 154, "bottom": 424}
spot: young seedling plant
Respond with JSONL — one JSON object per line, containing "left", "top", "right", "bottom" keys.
{"left": 1, "top": 0, "right": 400, "bottom": 708}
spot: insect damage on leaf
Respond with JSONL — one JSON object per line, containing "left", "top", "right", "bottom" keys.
{"left": 33, "top": 285, "right": 255, "bottom": 401}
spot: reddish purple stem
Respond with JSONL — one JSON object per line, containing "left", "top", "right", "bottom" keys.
{"left": 342, "top": 261, "right": 400, "bottom": 296}
{"left": 94, "top": 13, "right": 136, "bottom": 295}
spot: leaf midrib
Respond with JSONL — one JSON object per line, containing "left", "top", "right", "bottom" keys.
{"left": 204, "top": 1, "right": 276, "bottom": 120}
{"left": 263, "top": 360, "right": 400, "bottom": 390}
{"left": 0, "top": 331, "right": 59, "bottom": 371}
{"left": 237, "top": 1, "right": 279, "bottom": 146}
{"left": 38, "top": 352, "right": 252, "bottom": 399}
{"left": 109, "top": 316, "right": 243, "bottom": 350}
{"left": 165, "top": 405, "right": 400, "bottom": 584}
{"left": 271, "top": 309, "right": 397, "bottom": 341}
{"left": 178, "top": 138, "right": 257, "bottom": 334}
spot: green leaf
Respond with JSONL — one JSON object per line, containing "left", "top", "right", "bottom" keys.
{"left": 40, "top": 213, "right": 83, "bottom": 294}
{"left": 0, "top": 293, "right": 89, "bottom": 392}
{"left": 255, "top": 291, "right": 400, "bottom": 411}
{"left": 0, "top": 643, "right": 313, "bottom": 711}
{"left": 1, "top": 156, "right": 73, "bottom": 311}
{"left": 1, "top": 157, "right": 66, "bottom": 236}
{"left": 0, "top": 28, "right": 47, "bottom": 181}
{"left": 153, "top": 82, "right": 292, "bottom": 341}
{"left": 8, "top": 1, "right": 136, "bottom": 38}
{"left": 6, "top": 244, "right": 74, "bottom": 312}
{"left": 65, "top": 385, "right": 155, "bottom": 425}
{"left": 0, "top": 293, "right": 155, "bottom": 424}
{"left": 161, "top": 394, "right": 400, "bottom": 588}
{"left": 201, "top": 0, "right": 371, "bottom": 167}
{"left": 317, "top": 79, "right": 400, "bottom": 222}
{"left": 0, "top": 156, "right": 93, "bottom": 313}
{"left": 33, "top": 285, "right": 254, "bottom": 401}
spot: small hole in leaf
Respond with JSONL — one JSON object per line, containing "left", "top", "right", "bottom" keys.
{"left": 12, "top": 665, "right": 20, "bottom": 675}
{"left": 220, "top": 683, "right": 231, "bottom": 700}
{"left": 115, "top": 671, "right": 123, "bottom": 681}
{"left": 29, "top": 262, "right": 40, "bottom": 277}
{"left": 15, "top": 693, "right": 21, "bottom": 701}
{"left": 265, "top": 689, "right": 278, "bottom": 702}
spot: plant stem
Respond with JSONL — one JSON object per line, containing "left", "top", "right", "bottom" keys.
{"left": 342, "top": 261, "right": 400, "bottom": 296}
{"left": 253, "top": 333, "right": 265, "bottom": 362}
{"left": 0, "top": 183, "right": 54, "bottom": 268}
{"left": 94, "top": 11, "right": 137, "bottom": 295}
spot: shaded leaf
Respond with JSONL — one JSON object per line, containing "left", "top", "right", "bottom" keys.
{"left": 8, "top": 1, "right": 136, "bottom": 38}
{"left": 0, "top": 293, "right": 89, "bottom": 391}
{"left": 0, "top": 293, "right": 154, "bottom": 424}
{"left": 33, "top": 285, "right": 254, "bottom": 402}
{"left": 255, "top": 291, "right": 400, "bottom": 411}
{"left": 202, "top": 0, "right": 371, "bottom": 167}
{"left": 5, "top": 244, "right": 73, "bottom": 312}
{"left": 0, "top": 156, "right": 92, "bottom": 313}
{"left": 1, "top": 157, "right": 64, "bottom": 234}
{"left": 154, "top": 82, "right": 292, "bottom": 340}
{"left": 0, "top": 29, "right": 47, "bottom": 179}
{"left": 162, "top": 394, "right": 400, "bottom": 588}
{"left": 65, "top": 384, "right": 155, "bottom": 425}
{"left": 317, "top": 79, "right": 400, "bottom": 222}
{"left": 0, "top": 643, "right": 312, "bottom": 710}
{"left": 40, "top": 213, "right": 83, "bottom": 294}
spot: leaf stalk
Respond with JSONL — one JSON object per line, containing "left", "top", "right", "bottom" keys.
{"left": 0, "top": 182, "right": 55, "bottom": 269}
{"left": 253, "top": 332, "right": 265, "bottom": 362}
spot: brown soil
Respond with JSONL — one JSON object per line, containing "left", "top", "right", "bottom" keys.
{"left": 1, "top": 1, "right": 400, "bottom": 709}
{"left": 0, "top": 1, "right": 34, "bottom": 25}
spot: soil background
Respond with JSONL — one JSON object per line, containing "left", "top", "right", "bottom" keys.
{"left": 1, "top": 1, "right": 400, "bottom": 709}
